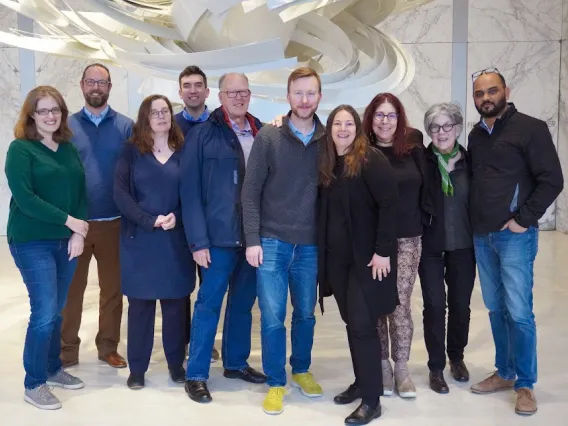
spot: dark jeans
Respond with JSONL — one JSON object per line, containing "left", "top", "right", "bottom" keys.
{"left": 418, "top": 247, "right": 476, "bottom": 372}
{"left": 9, "top": 239, "right": 78, "bottom": 389}
{"left": 127, "top": 297, "right": 186, "bottom": 375}
{"left": 186, "top": 247, "right": 257, "bottom": 381}
{"left": 327, "top": 253, "right": 382, "bottom": 401}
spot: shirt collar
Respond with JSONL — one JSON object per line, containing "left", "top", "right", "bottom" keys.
{"left": 230, "top": 117, "right": 252, "bottom": 135}
{"left": 182, "top": 106, "right": 210, "bottom": 123}
{"left": 83, "top": 105, "right": 109, "bottom": 121}
{"left": 288, "top": 119, "right": 316, "bottom": 139}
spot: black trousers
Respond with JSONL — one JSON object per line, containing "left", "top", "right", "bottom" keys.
{"left": 327, "top": 254, "right": 382, "bottom": 401}
{"left": 418, "top": 247, "right": 476, "bottom": 372}
{"left": 184, "top": 268, "right": 202, "bottom": 345}
{"left": 127, "top": 297, "right": 186, "bottom": 375}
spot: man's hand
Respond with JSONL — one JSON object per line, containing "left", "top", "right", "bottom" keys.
{"left": 246, "top": 246, "right": 263, "bottom": 268}
{"left": 193, "top": 248, "right": 211, "bottom": 268}
{"left": 501, "top": 218, "right": 527, "bottom": 233}
{"left": 270, "top": 114, "right": 286, "bottom": 127}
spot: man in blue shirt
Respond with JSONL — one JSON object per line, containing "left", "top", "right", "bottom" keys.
{"left": 61, "top": 63, "right": 134, "bottom": 369}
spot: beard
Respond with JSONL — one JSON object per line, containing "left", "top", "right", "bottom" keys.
{"left": 85, "top": 91, "right": 109, "bottom": 108}
{"left": 291, "top": 104, "right": 317, "bottom": 120}
{"left": 475, "top": 96, "right": 507, "bottom": 118}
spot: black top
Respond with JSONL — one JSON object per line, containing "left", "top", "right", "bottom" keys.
{"left": 468, "top": 103, "right": 563, "bottom": 234}
{"left": 377, "top": 145, "right": 423, "bottom": 238}
{"left": 326, "top": 156, "right": 351, "bottom": 254}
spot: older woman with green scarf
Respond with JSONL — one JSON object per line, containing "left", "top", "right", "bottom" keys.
{"left": 418, "top": 102, "right": 476, "bottom": 395}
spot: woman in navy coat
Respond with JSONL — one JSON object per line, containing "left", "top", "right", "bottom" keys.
{"left": 114, "top": 94, "right": 196, "bottom": 389}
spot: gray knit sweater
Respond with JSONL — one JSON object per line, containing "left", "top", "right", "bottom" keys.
{"left": 241, "top": 115, "right": 325, "bottom": 247}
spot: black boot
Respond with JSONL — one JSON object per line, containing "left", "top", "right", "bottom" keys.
{"left": 334, "top": 384, "right": 362, "bottom": 405}
{"left": 184, "top": 380, "right": 212, "bottom": 403}
{"left": 429, "top": 371, "right": 449, "bottom": 394}
{"left": 345, "top": 401, "right": 382, "bottom": 425}
{"left": 169, "top": 365, "right": 186, "bottom": 383}
{"left": 450, "top": 360, "right": 470, "bottom": 382}
{"left": 127, "top": 373, "right": 145, "bottom": 390}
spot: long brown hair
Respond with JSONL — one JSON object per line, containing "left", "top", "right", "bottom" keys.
{"left": 319, "top": 104, "right": 369, "bottom": 187}
{"left": 131, "top": 95, "right": 184, "bottom": 153}
{"left": 14, "top": 85, "right": 73, "bottom": 142}
{"left": 362, "top": 92, "right": 413, "bottom": 157}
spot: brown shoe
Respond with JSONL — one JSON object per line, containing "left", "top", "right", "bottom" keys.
{"left": 211, "top": 347, "right": 220, "bottom": 363}
{"left": 515, "top": 388, "right": 537, "bottom": 416}
{"left": 471, "top": 372, "right": 514, "bottom": 394}
{"left": 98, "top": 352, "right": 127, "bottom": 368}
{"left": 61, "top": 359, "right": 78, "bottom": 369}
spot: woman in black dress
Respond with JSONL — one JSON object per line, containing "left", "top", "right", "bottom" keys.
{"left": 114, "top": 95, "right": 196, "bottom": 389}
{"left": 318, "top": 105, "right": 398, "bottom": 425}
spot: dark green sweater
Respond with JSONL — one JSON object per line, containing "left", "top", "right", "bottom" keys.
{"left": 5, "top": 139, "right": 88, "bottom": 243}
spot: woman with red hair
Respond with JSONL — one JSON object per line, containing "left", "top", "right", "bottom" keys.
{"left": 362, "top": 93, "right": 432, "bottom": 399}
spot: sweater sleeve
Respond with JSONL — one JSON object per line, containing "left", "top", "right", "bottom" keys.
{"left": 362, "top": 149, "right": 399, "bottom": 257}
{"left": 5, "top": 140, "right": 69, "bottom": 225}
{"left": 180, "top": 126, "right": 210, "bottom": 252}
{"left": 515, "top": 120, "right": 564, "bottom": 227}
{"left": 241, "top": 131, "right": 269, "bottom": 247}
{"left": 70, "top": 144, "right": 88, "bottom": 221}
{"left": 113, "top": 144, "right": 157, "bottom": 231}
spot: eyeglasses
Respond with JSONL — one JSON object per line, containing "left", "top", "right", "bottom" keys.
{"left": 290, "top": 91, "right": 319, "bottom": 100}
{"left": 35, "top": 107, "right": 62, "bottom": 116}
{"left": 150, "top": 108, "right": 171, "bottom": 119}
{"left": 83, "top": 79, "right": 110, "bottom": 87}
{"left": 429, "top": 123, "right": 456, "bottom": 133}
{"left": 220, "top": 90, "right": 251, "bottom": 99}
{"left": 471, "top": 67, "right": 500, "bottom": 81}
{"left": 374, "top": 112, "right": 398, "bottom": 122}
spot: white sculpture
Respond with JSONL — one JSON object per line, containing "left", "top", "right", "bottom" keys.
{"left": 0, "top": 0, "right": 433, "bottom": 113}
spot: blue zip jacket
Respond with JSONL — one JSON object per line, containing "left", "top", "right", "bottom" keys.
{"left": 180, "top": 107, "right": 262, "bottom": 252}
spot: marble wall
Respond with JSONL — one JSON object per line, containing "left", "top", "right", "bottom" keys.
{"left": 0, "top": 0, "right": 567, "bottom": 234}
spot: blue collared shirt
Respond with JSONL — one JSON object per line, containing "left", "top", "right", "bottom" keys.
{"left": 480, "top": 118, "right": 493, "bottom": 134}
{"left": 230, "top": 118, "right": 254, "bottom": 165}
{"left": 182, "top": 106, "right": 210, "bottom": 123}
{"left": 288, "top": 119, "right": 315, "bottom": 145}
{"left": 83, "top": 105, "right": 110, "bottom": 127}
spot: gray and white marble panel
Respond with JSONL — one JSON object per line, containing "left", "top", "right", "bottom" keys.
{"left": 378, "top": 0, "right": 453, "bottom": 44}
{"left": 398, "top": 43, "right": 453, "bottom": 141}
{"left": 468, "top": 0, "right": 562, "bottom": 42}
{"left": 0, "top": 48, "right": 21, "bottom": 235}
{"left": 555, "top": 41, "right": 568, "bottom": 232}
{"left": 467, "top": 41, "right": 561, "bottom": 229}
{"left": 0, "top": 6, "right": 17, "bottom": 49}
{"left": 34, "top": 53, "right": 129, "bottom": 116}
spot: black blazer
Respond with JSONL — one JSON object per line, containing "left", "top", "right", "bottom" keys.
{"left": 317, "top": 148, "right": 399, "bottom": 317}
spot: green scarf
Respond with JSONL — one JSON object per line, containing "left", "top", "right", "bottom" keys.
{"left": 432, "top": 142, "right": 460, "bottom": 196}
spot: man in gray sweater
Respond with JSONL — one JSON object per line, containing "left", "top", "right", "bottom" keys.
{"left": 241, "top": 67, "right": 326, "bottom": 415}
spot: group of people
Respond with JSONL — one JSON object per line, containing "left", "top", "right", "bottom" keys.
{"left": 4, "top": 62, "right": 563, "bottom": 424}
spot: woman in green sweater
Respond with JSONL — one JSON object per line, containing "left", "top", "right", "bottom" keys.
{"left": 5, "top": 86, "right": 89, "bottom": 410}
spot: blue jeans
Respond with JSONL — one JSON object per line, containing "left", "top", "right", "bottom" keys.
{"left": 186, "top": 247, "right": 257, "bottom": 380}
{"left": 257, "top": 238, "right": 318, "bottom": 387}
{"left": 473, "top": 227, "right": 538, "bottom": 390}
{"left": 9, "top": 239, "right": 77, "bottom": 389}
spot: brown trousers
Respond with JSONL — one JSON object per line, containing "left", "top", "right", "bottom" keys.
{"left": 60, "top": 219, "right": 123, "bottom": 362}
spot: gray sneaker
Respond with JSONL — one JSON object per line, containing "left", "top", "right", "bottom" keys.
{"left": 24, "top": 385, "right": 62, "bottom": 410}
{"left": 47, "top": 369, "right": 85, "bottom": 390}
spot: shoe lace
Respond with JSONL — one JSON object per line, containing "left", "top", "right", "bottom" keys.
{"left": 37, "top": 385, "right": 55, "bottom": 401}
{"left": 268, "top": 387, "right": 286, "bottom": 401}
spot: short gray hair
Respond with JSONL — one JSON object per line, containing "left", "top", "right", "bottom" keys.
{"left": 218, "top": 72, "right": 249, "bottom": 90}
{"left": 423, "top": 102, "right": 464, "bottom": 138}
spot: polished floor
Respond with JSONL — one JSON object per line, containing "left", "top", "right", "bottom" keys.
{"left": 0, "top": 233, "right": 567, "bottom": 426}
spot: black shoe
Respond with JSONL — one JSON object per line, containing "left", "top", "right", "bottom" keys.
{"left": 429, "top": 371, "right": 449, "bottom": 394}
{"left": 169, "top": 366, "right": 186, "bottom": 383}
{"left": 184, "top": 380, "right": 212, "bottom": 403}
{"left": 334, "top": 384, "right": 362, "bottom": 405}
{"left": 345, "top": 402, "right": 382, "bottom": 425}
{"left": 223, "top": 367, "right": 267, "bottom": 384}
{"left": 450, "top": 360, "right": 470, "bottom": 382}
{"left": 127, "top": 373, "right": 145, "bottom": 390}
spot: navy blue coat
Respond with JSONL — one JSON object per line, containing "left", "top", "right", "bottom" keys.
{"left": 180, "top": 107, "right": 263, "bottom": 252}
{"left": 114, "top": 142, "right": 196, "bottom": 299}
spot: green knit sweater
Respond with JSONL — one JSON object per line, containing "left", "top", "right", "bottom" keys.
{"left": 5, "top": 139, "right": 88, "bottom": 243}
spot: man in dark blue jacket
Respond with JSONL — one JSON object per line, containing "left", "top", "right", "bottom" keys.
{"left": 180, "top": 72, "right": 267, "bottom": 403}
{"left": 61, "top": 63, "right": 133, "bottom": 369}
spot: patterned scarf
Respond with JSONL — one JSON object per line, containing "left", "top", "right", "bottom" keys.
{"left": 432, "top": 142, "right": 460, "bottom": 196}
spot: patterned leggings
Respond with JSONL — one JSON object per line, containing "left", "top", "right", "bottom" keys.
{"left": 377, "top": 236, "right": 422, "bottom": 362}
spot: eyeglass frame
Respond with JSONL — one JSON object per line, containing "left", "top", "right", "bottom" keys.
{"left": 429, "top": 123, "right": 456, "bottom": 133}
{"left": 220, "top": 90, "right": 251, "bottom": 99}
{"left": 149, "top": 108, "right": 171, "bottom": 119}
{"left": 373, "top": 112, "right": 399, "bottom": 122}
{"left": 83, "top": 78, "right": 111, "bottom": 88}
{"left": 35, "top": 107, "right": 63, "bottom": 116}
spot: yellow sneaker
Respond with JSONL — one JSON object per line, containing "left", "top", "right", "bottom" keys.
{"left": 262, "top": 387, "right": 286, "bottom": 415}
{"left": 291, "top": 372, "right": 323, "bottom": 397}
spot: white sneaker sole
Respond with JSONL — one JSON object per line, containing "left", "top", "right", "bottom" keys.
{"left": 290, "top": 380, "right": 323, "bottom": 398}
{"left": 46, "top": 380, "right": 85, "bottom": 390}
{"left": 383, "top": 387, "right": 394, "bottom": 396}
{"left": 24, "top": 394, "right": 62, "bottom": 410}
{"left": 398, "top": 390, "right": 417, "bottom": 398}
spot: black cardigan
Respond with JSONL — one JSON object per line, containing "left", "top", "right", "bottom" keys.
{"left": 317, "top": 147, "right": 399, "bottom": 317}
